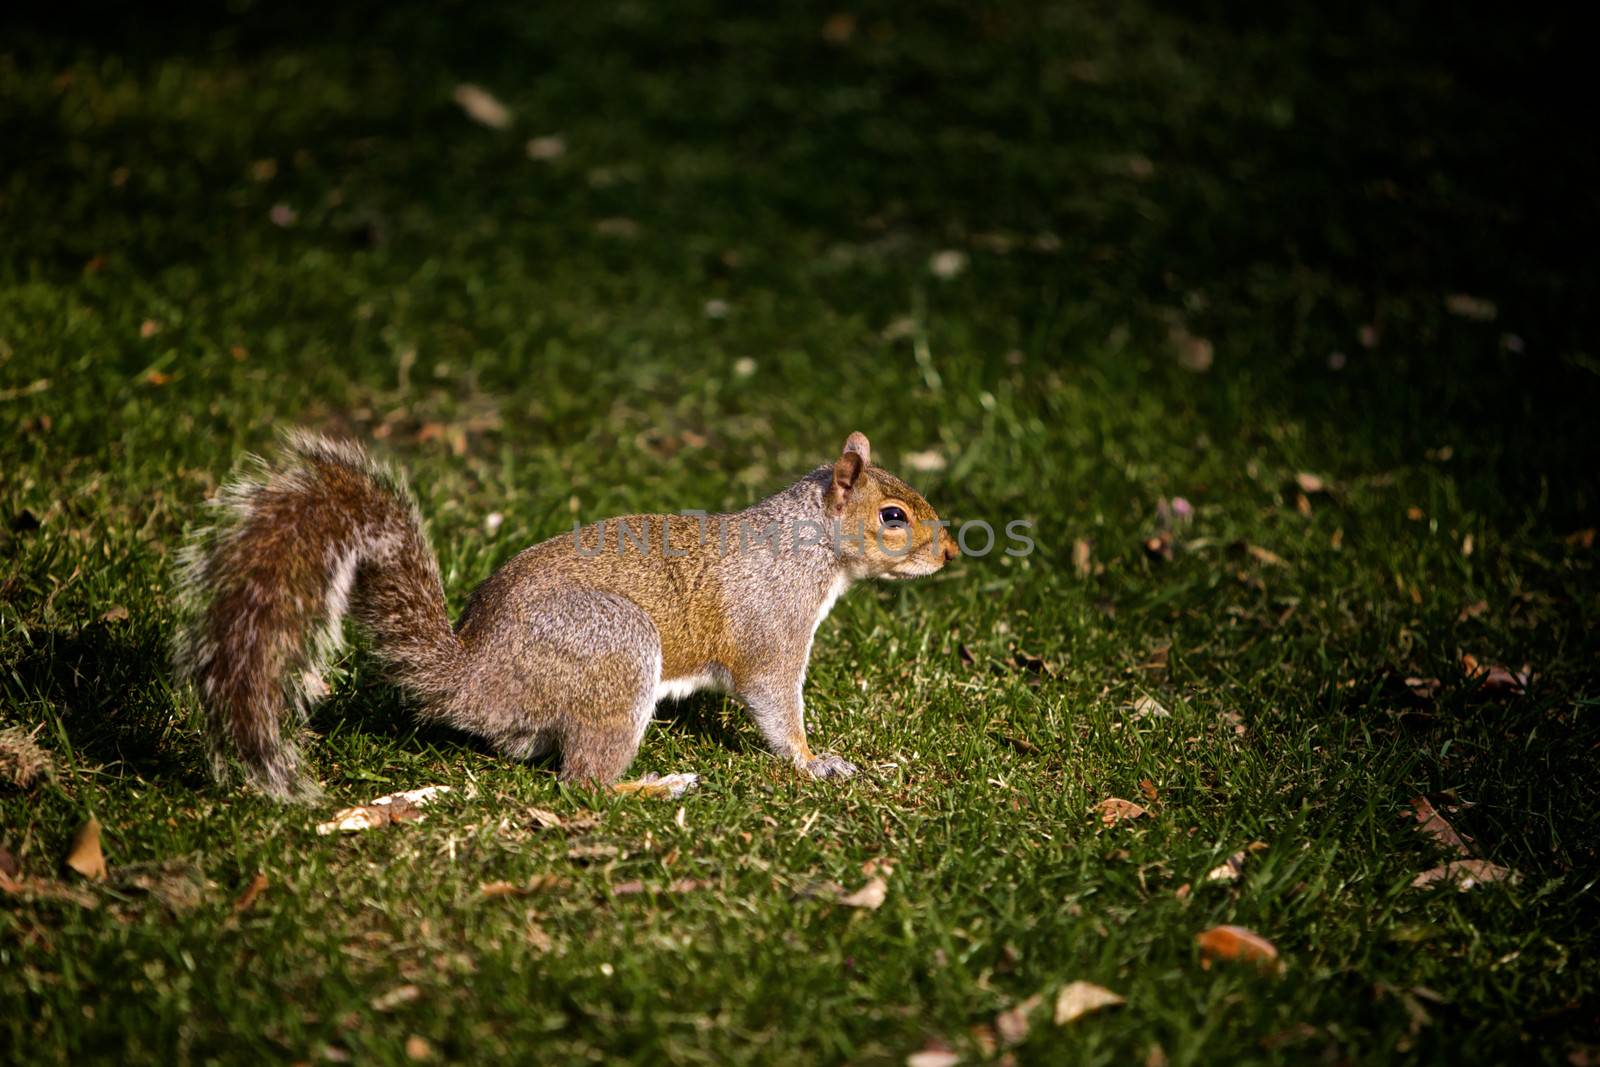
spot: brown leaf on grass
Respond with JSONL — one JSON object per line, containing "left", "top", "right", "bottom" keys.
{"left": 1245, "top": 544, "right": 1287, "bottom": 567}
{"left": 371, "top": 983, "right": 422, "bottom": 1013}
{"left": 66, "top": 818, "right": 107, "bottom": 881}
{"left": 566, "top": 843, "right": 620, "bottom": 863}
{"left": 480, "top": 881, "right": 529, "bottom": 898}
{"left": 905, "top": 1046, "right": 961, "bottom": 1067}
{"left": 99, "top": 604, "right": 129, "bottom": 623}
{"left": 526, "top": 807, "right": 564, "bottom": 830}
{"left": 1195, "top": 925, "right": 1281, "bottom": 971}
{"left": 1294, "top": 472, "right": 1327, "bottom": 494}
{"left": 452, "top": 84, "right": 512, "bottom": 129}
{"left": 1205, "top": 842, "right": 1267, "bottom": 884}
{"left": 405, "top": 1035, "right": 434, "bottom": 1062}
{"left": 1259, "top": 1023, "right": 1319, "bottom": 1051}
{"left": 995, "top": 993, "right": 1042, "bottom": 1047}
{"left": 525, "top": 135, "right": 566, "bottom": 161}
{"left": 1144, "top": 532, "right": 1175, "bottom": 561}
{"left": 1461, "top": 654, "right": 1530, "bottom": 698}
{"left": 1401, "top": 676, "right": 1442, "bottom": 702}
{"left": 1072, "top": 538, "right": 1092, "bottom": 577}
{"left": 1131, "top": 695, "right": 1170, "bottom": 720}
{"left": 1139, "top": 778, "right": 1159, "bottom": 802}
{"left": 595, "top": 217, "right": 641, "bottom": 238}
{"left": 0, "top": 726, "right": 53, "bottom": 789}
{"left": 1410, "top": 797, "right": 1473, "bottom": 857}
{"left": 1053, "top": 980, "right": 1125, "bottom": 1025}
{"left": 1445, "top": 293, "right": 1498, "bottom": 321}
{"left": 1169, "top": 325, "right": 1214, "bottom": 372}
{"left": 234, "top": 872, "right": 269, "bottom": 912}
{"left": 1411, "top": 860, "right": 1513, "bottom": 891}
{"left": 1457, "top": 600, "right": 1489, "bottom": 622}
{"left": 316, "top": 786, "right": 452, "bottom": 835}
{"left": 820, "top": 12, "right": 857, "bottom": 44}
{"left": 1094, "top": 798, "right": 1148, "bottom": 827}
{"left": 839, "top": 876, "right": 889, "bottom": 910}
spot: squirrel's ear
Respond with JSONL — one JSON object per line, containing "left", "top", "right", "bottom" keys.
{"left": 830, "top": 447, "right": 865, "bottom": 510}
{"left": 841, "top": 432, "right": 871, "bottom": 467}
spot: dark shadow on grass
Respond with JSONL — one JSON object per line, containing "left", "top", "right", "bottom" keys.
{"left": 4, "top": 622, "right": 208, "bottom": 789}
{"left": 310, "top": 661, "right": 753, "bottom": 773}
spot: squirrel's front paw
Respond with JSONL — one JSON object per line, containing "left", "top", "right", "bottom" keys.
{"left": 800, "top": 754, "right": 859, "bottom": 780}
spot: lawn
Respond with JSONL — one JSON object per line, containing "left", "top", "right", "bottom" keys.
{"left": 3, "top": 2, "right": 1598, "bottom": 1063}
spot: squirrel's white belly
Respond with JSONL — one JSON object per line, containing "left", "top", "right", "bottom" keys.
{"left": 654, "top": 666, "right": 732, "bottom": 704}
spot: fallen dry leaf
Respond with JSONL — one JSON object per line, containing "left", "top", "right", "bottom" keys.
{"left": 995, "top": 993, "right": 1042, "bottom": 1047}
{"left": 1169, "top": 325, "right": 1214, "bottom": 372}
{"left": 0, "top": 725, "right": 53, "bottom": 788}
{"left": 525, "top": 135, "right": 566, "bottom": 160}
{"left": 316, "top": 785, "right": 452, "bottom": 835}
{"left": 233, "top": 872, "right": 269, "bottom": 912}
{"left": 1457, "top": 599, "right": 1489, "bottom": 622}
{"left": 480, "top": 881, "right": 529, "bottom": 898}
{"left": 1411, "top": 859, "right": 1513, "bottom": 891}
{"left": 1139, "top": 778, "right": 1159, "bottom": 802}
{"left": 66, "top": 817, "right": 107, "bottom": 881}
{"left": 1402, "top": 676, "right": 1442, "bottom": 701}
{"left": 453, "top": 84, "right": 512, "bottom": 129}
{"left": 906, "top": 1048, "right": 960, "bottom": 1067}
{"left": 405, "top": 1035, "right": 434, "bottom": 1061}
{"left": 1094, "top": 798, "right": 1148, "bottom": 827}
{"left": 99, "top": 604, "right": 129, "bottom": 623}
{"left": 1144, "top": 531, "right": 1175, "bottom": 561}
{"left": 1131, "top": 695, "right": 1170, "bottom": 720}
{"left": 1053, "top": 980, "right": 1125, "bottom": 1025}
{"left": 1195, "top": 925, "right": 1281, "bottom": 971}
{"left": 820, "top": 12, "right": 857, "bottom": 44}
{"left": 1205, "top": 843, "right": 1267, "bottom": 884}
{"left": 1245, "top": 544, "right": 1287, "bottom": 567}
{"left": 928, "top": 250, "right": 968, "bottom": 280}
{"left": 1072, "top": 538, "right": 1092, "bottom": 577}
{"left": 526, "top": 807, "right": 564, "bottom": 830}
{"left": 371, "top": 983, "right": 421, "bottom": 1013}
{"left": 595, "top": 217, "right": 641, "bottom": 239}
{"left": 839, "top": 876, "right": 889, "bottom": 910}
{"left": 1294, "top": 472, "right": 1327, "bottom": 494}
{"left": 1445, "top": 293, "right": 1498, "bottom": 321}
{"left": 1410, "top": 797, "right": 1472, "bottom": 857}
{"left": 317, "top": 806, "right": 389, "bottom": 834}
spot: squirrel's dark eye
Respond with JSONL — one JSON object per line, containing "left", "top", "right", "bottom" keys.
{"left": 879, "top": 505, "right": 908, "bottom": 527}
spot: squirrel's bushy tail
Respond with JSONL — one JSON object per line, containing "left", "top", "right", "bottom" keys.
{"left": 173, "top": 431, "right": 463, "bottom": 800}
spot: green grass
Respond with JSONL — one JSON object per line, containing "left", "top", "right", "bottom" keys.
{"left": 3, "top": 2, "right": 1599, "bottom": 1063}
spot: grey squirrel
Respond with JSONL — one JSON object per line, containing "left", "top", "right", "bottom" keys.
{"left": 173, "top": 430, "right": 959, "bottom": 800}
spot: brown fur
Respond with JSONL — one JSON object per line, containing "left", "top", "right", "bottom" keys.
{"left": 173, "top": 430, "right": 957, "bottom": 799}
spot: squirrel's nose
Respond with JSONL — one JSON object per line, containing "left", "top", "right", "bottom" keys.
{"left": 941, "top": 531, "right": 960, "bottom": 562}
